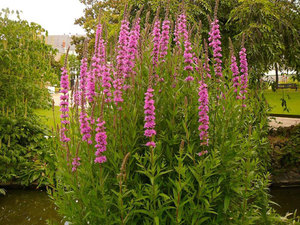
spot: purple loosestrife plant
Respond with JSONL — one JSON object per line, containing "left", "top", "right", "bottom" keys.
{"left": 101, "top": 63, "right": 113, "bottom": 103}
{"left": 204, "top": 41, "right": 212, "bottom": 79}
{"left": 72, "top": 157, "right": 81, "bottom": 172}
{"left": 174, "top": 13, "right": 187, "bottom": 47}
{"left": 87, "top": 25, "right": 103, "bottom": 103}
{"left": 79, "top": 57, "right": 88, "bottom": 104}
{"left": 152, "top": 19, "right": 161, "bottom": 67}
{"left": 113, "top": 18, "right": 130, "bottom": 108}
{"left": 127, "top": 18, "right": 141, "bottom": 74}
{"left": 198, "top": 81, "right": 209, "bottom": 146}
{"left": 94, "top": 118, "right": 107, "bottom": 164}
{"left": 239, "top": 47, "right": 248, "bottom": 107}
{"left": 144, "top": 87, "right": 156, "bottom": 148}
{"left": 79, "top": 51, "right": 93, "bottom": 144}
{"left": 208, "top": 19, "right": 222, "bottom": 78}
{"left": 60, "top": 66, "right": 71, "bottom": 143}
{"left": 159, "top": 18, "right": 170, "bottom": 62}
{"left": 230, "top": 53, "right": 240, "bottom": 98}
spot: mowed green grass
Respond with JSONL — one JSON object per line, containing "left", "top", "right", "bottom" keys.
{"left": 264, "top": 89, "right": 300, "bottom": 115}
{"left": 34, "top": 106, "right": 61, "bottom": 129}
{"left": 34, "top": 89, "right": 299, "bottom": 128}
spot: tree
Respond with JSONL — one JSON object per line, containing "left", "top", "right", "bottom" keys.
{"left": 0, "top": 9, "right": 57, "bottom": 114}
{"left": 228, "top": 0, "right": 299, "bottom": 84}
{"left": 74, "top": 0, "right": 299, "bottom": 84}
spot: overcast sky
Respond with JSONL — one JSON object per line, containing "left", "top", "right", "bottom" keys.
{"left": 0, "top": 0, "right": 86, "bottom": 35}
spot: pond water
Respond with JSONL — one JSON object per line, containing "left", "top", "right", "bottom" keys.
{"left": 0, "top": 187, "right": 299, "bottom": 224}
{"left": 0, "top": 189, "right": 63, "bottom": 225}
{"left": 270, "top": 186, "right": 300, "bottom": 217}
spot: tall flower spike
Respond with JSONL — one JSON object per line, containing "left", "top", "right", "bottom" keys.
{"left": 198, "top": 80, "right": 209, "bottom": 146}
{"left": 229, "top": 39, "right": 240, "bottom": 97}
{"left": 152, "top": 19, "right": 161, "bottom": 67}
{"left": 80, "top": 38, "right": 89, "bottom": 105}
{"left": 94, "top": 118, "right": 107, "bottom": 164}
{"left": 183, "top": 16, "right": 194, "bottom": 72}
{"left": 127, "top": 16, "right": 141, "bottom": 74}
{"left": 60, "top": 47, "right": 71, "bottom": 143}
{"left": 159, "top": 11, "right": 170, "bottom": 62}
{"left": 144, "top": 87, "right": 156, "bottom": 148}
{"left": 239, "top": 40, "right": 248, "bottom": 107}
{"left": 208, "top": 15, "right": 222, "bottom": 79}
{"left": 114, "top": 17, "right": 129, "bottom": 108}
{"left": 79, "top": 41, "right": 92, "bottom": 145}
{"left": 87, "top": 24, "right": 102, "bottom": 103}
{"left": 203, "top": 40, "right": 211, "bottom": 79}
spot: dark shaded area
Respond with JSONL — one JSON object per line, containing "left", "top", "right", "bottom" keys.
{"left": 0, "top": 189, "right": 63, "bottom": 225}
{"left": 270, "top": 186, "right": 300, "bottom": 217}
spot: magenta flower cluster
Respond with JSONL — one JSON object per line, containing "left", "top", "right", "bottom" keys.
{"left": 60, "top": 67, "right": 70, "bottom": 143}
{"left": 208, "top": 19, "right": 222, "bottom": 78}
{"left": 174, "top": 13, "right": 188, "bottom": 47}
{"left": 230, "top": 54, "right": 240, "bottom": 96}
{"left": 152, "top": 19, "right": 161, "bottom": 67}
{"left": 72, "top": 157, "right": 80, "bottom": 172}
{"left": 127, "top": 19, "right": 140, "bottom": 74}
{"left": 198, "top": 81, "right": 209, "bottom": 146}
{"left": 94, "top": 118, "right": 107, "bottom": 164}
{"left": 79, "top": 112, "right": 92, "bottom": 144}
{"left": 239, "top": 47, "right": 248, "bottom": 106}
{"left": 144, "top": 88, "right": 156, "bottom": 148}
{"left": 159, "top": 19, "right": 170, "bottom": 61}
{"left": 113, "top": 19, "right": 130, "bottom": 107}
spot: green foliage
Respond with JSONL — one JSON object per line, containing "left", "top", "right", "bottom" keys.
{"left": 0, "top": 8, "right": 58, "bottom": 111}
{"left": 0, "top": 114, "right": 55, "bottom": 186}
{"left": 49, "top": 9, "right": 297, "bottom": 224}
{"left": 73, "top": 0, "right": 299, "bottom": 82}
{"left": 269, "top": 124, "right": 300, "bottom": 175}
{"left": 0, "top": 9, "right": 58, "bottom": 186}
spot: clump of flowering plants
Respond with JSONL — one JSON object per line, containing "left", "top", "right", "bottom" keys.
{"left": 50, "top": 3, "right": 282, "bottom": 225}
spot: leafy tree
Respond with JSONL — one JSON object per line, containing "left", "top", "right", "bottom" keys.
{"left": 73, "top": 0, "right": 299, "bottom": 84}
{"left": 0, "top": 8, "right": 57, "bottom": 113}
{"left": 228, "top": 0, "right": 300, "bottom": 85}
{"left": 0, "top": 9, "right": 57, "bottom": 185}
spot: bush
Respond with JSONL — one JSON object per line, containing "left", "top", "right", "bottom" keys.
{"left": 50, "top": 7, "right": 296, "bottom": 225}
{"left": 0, "top": 114, "right": 55, "bottom": 186}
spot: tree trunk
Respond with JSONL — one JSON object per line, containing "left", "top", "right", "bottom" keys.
{"left": 275, "top": 63, "right": 279, "bottom": 89}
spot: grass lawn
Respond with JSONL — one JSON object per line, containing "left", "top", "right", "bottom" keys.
{"left": 34, "top": 106, "right": 61, "bottom": 129}
{"left": 264, "top": 89, "right": 300, "bottom": 115}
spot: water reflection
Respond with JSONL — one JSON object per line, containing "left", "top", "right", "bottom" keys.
{"left": 0, "top": 189, "right": 63, "bottom": 225}
{"left": 270, "top": 186, "right": 300, "bottom": 217}
{"left": 0, "top": 187, "right": 299, "bottom": 224}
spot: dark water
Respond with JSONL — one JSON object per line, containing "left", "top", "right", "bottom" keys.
{"left": 0, "top": 189, "right": 63, "bottom": 225}
{"left": 270, "top": 186, "right": 300, "bottom": 216}
{"left": 0, "top": 187, "right": 299, "bottom": 224}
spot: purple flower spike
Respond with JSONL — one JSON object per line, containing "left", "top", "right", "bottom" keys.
{"left": 94, "top": 118, "right": 107, "bottom": 164}
{"left": 127, "top": 18, "right": 141, "bottom": 74}
{"left": 230, "top": 53, "right": 240, "bottom": 97}
{"left": 198, "top": 81, "right": 209, "bottom": 146}
{"left": 239, "top": 47, "right": 248, "bottom": 106}
{"left": 144, "top": 88, "right": 156, "bottom": 148}
{"left": 72, "top": 157, "right": 81, "bottom": 172}
{"left": 152, "top": 19, "right": 161, "bottom": 67}
{"left": 60, "top": 67, "right": 70, "bottom": 143}
{"left": 208, "top": 19, "right": 222, "bottom": 78}
{"left": 114, "top": 19, "right": 130, "bottom": 107}
{"left": 159, "top": 19, "right": 170, "bottom": 62}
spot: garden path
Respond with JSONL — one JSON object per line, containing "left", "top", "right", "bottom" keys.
{"left": 269, "top": 117, "right": 300, "bottom": 128}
